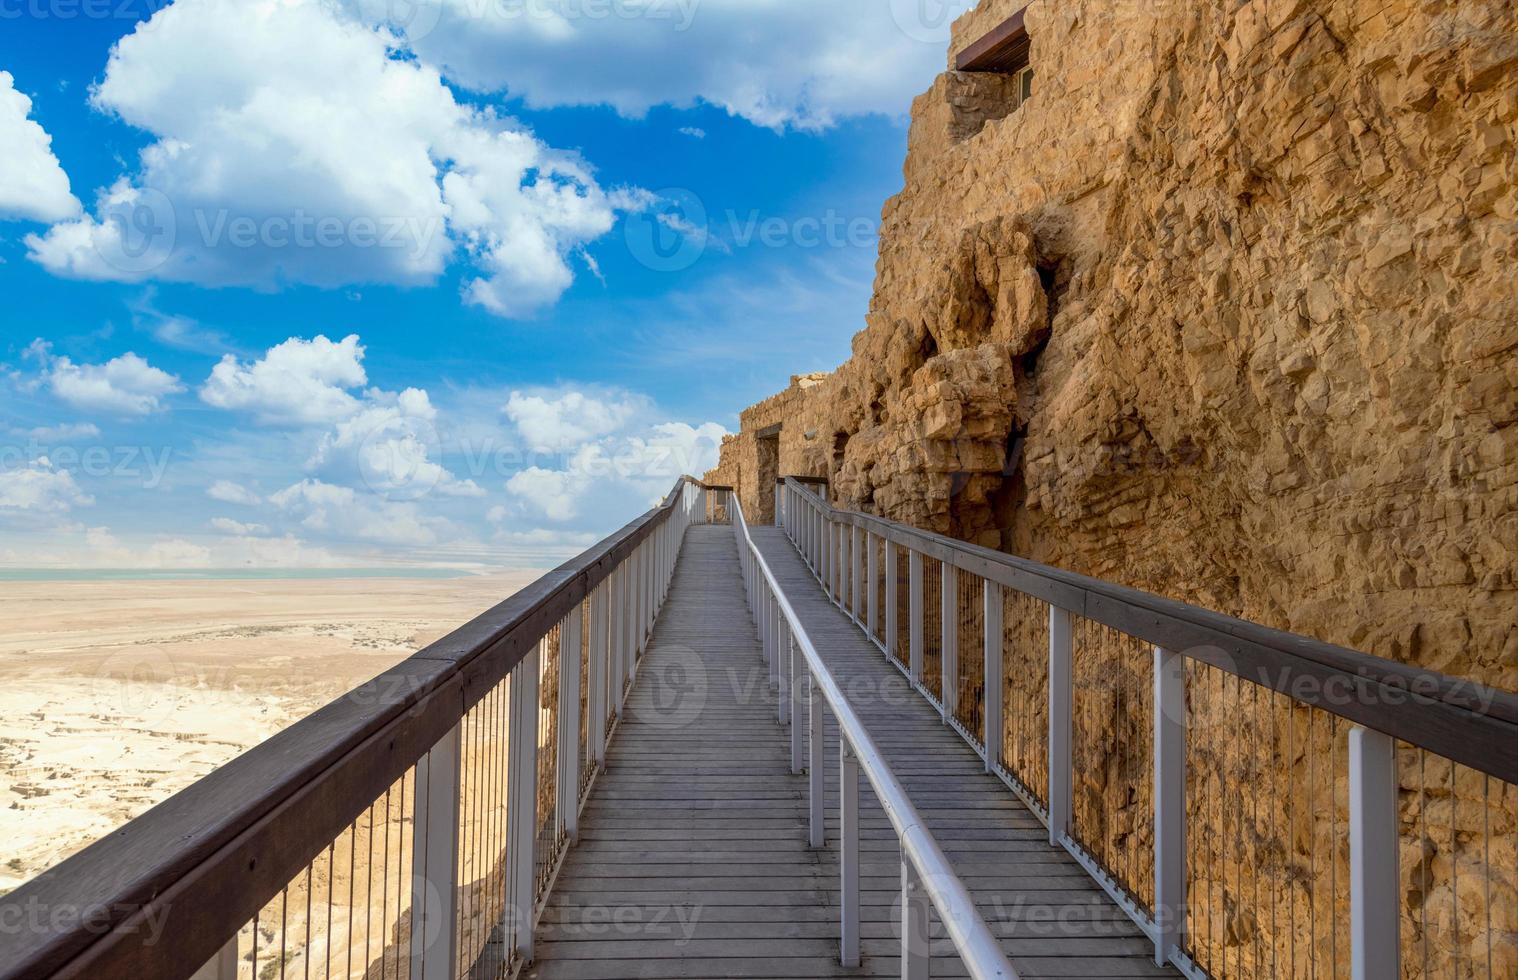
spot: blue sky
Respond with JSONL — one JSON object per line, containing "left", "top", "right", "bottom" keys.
{"left": 0, "top": 0, "right": 972, "bottom": 569}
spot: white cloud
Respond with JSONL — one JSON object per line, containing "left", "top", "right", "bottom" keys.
{"left": 210, "top": 517, "right": 269, "bottom": 536}
{"left": 207, "top": 480, "right": 262, "bottom": 506}
{"left": 504, "top": 389, "right": 645, "bottom": 450}
{"left": 24, "top": 0, "right": 634, "bottom": 317}
{"left": 79, "top": 525, "right": 339, "bottom": 568}
{"left": 0, "top": 459, "right": 93, "bottom": 514}
{"left": 501, "top": 385, "right": 726, "bottom": 522}
{"left": 28, "top": 342, "right": 182, "bottom": 416}
{"left": 200, "top": 335, "right": 366, "bottom": 426}
{"left": 15, "top": 423, "right": 101, "bottom": 442}
{"left": 389, "top": 0, "right": 972, "bottom": 131}
{"left": 505, "top": 466, "right": 580, "bottom": 521}
{"left": 307, "top": 387, "right": 484, "bottom": 500}
{"left": 678, "top": 127, "right": 707, "bottom": 139}
{"left": 0, "top": 71, "right": 81, "bottom": 223}
{"left": 270, "top": 478, "right": 445, "bottom": 546}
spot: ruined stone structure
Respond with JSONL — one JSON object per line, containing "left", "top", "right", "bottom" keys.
{"left": 707, "top": 2, "right": 1517, "bottom": 970}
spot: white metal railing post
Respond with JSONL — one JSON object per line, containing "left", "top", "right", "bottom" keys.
{"left": 775, "top": 610, "right": 788, "bottom": 724}
{"left": 775, "top": 481, "right": 783, "bottom": 526}
{"left": 1153, "top": 647, "right": 1185, "bottom": 966}
{"left": 1048, "top": 606, "right": 1073, "bottom": 846}
{"left": 839, "top": 738, "right": 861, "bottom": 968}
{"left": 1350, "top": 725, "right": 1400, "bottom": 980}
{"left": 885, "top": 539, "right": 898, "bottom": 657}
{"left": 865, "top": 532, "right": 878, "bottom": 638}
{"left": 588, "top": 583, "right": 607, "bottom": 769}
{"left": 983, "top": 582, "right": 1003, "bottom": 772}
{"left": 901, "top": 860, "right": 931, "bottom": 980}
{"left": 410, "top": 720, "right": 461, "bottom": 980}
{"left": 189, "top": 939, "right": 238, "bottom": 980}
{"left": 506, "top": 648, "right": 541, "bottom": 961}
{"left": 559, "top": 609, "right": 583, "bottom": 843}
{"left": 778, "top": 613, "right": 790, "bottom": 726}
{"left": 819, "top": 515, "right": 831, "bottom": 591}
{"left": 851, "top": 525, "right": 863, "bottom": 623}
{"left": 940, "top": 560, "right": 956, "bottom": 723}
{"left": 809, "top": 669, "right": 825, "bottom": 848}
{"left": 837, "top": 522, "right": 848, "bottom": 610}
{"left": 908, "top": 551, "right": 924, "bottom": 682}
{"left": 608, "top": 567, "right": 623, "bottom": 716}
{"left": 790, "top": 634, "right": 805, "bottom": 774}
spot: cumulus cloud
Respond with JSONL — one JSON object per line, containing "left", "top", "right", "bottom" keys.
{"left": 307, "top": 387, "right": 484, "bottom": 500}
{"left": 0, "top": 458, "right": 93, "bottom": 515}
{"left": 0, "top": 71, "right": 81, "bottom": 223}
{"left": 200, "top": 335, "right": 366, "bottom": 426}
{"left": 25, "top": 0, "right": 634, "bottom": 317}
{"left": 270, "top": 478, "right": 445, "bottom": 546}
{"left": 27, "top": 341, "right": 182, "bottom": 416}
{"left": 388, "top": 0, "right": 973, "bottom": 131}
{"left": 207, "top": 480, "right": 262, "bottom": 507}
{"left": 504, "top": 389, "right": 645, "bottom": 450}
{"left": 501, "top": 385, "right": 726, "bottom": 522}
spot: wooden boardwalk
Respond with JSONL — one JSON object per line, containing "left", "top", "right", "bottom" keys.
{"left": 528, "top": 524, "right": 1179, "bottom": 979}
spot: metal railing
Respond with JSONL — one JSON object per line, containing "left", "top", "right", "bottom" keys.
{"left": 0, "top": 478, "right": 717, "bottom": 980}
{"left": 730, "top": 492, "right": 1017, "bottom": 979}
{"left": 780, "top": 477, "right": 1518, "bottom": 980}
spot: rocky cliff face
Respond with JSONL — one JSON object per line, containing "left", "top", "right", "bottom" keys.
{"left": 708, "top": 0, "right": 1516, "bottom": 971}
{"left": 710, "top": 0, "right": 1517, "bottom": 695}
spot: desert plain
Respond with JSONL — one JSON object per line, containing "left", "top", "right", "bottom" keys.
{"left": 0, "top": 571, "right": 539, "bottom": 896}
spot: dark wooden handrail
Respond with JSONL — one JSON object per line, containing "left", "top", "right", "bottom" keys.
{"left": 0, "top": 477, "right": 707, "bottom": 980}
{"left": 784, "top": 479, "right": 1518, "bottom": 784}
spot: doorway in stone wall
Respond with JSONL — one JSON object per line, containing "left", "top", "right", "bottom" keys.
{"left": 756, "top": 424, "right": 780, "bottom": 524}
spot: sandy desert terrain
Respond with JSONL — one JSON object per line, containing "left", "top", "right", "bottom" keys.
{"left": 0, "top": 571, "right": 540, "bottom": 896}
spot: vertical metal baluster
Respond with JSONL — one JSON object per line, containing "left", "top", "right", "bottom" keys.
{"left": 839, "top": 738, "right": 860, "bottom": 969}
{"left": 560, "top": 608, "right": 582, "bottom": 845}
{"left": 790, "top": 635, "right": 805, "bottom": 776}
{"left": 885, "top": 539, "right": 898, "bottom": 662}
{"left": 852, "top": 525, "right": 863, "bottom": 625}
{"left": 866, "top": 532, "right": 878, "bottom": 640}
{"left": 1048, "top": 605, "right": 1073, "bottom": 847}
{"left": 908, "top": 551, "right": 924, "bottom": 684}
{"left": 409, "top": 722, "right": 461, "bottom": 980}
{"left": 940, "top": 560, "right": 956, "bottom": 725}
{"left": 1349, "top": 725, "right": 1399, "bottom": 980}
{"left": 1154, "top": 647, "right": 1186, "bottom": 967}
{"left": 809, "top": 670, "right": 825, "bottom": 849}
{"left": 901, "top": 861, "right": 930, "bottom": 980}
{"left": 983, "top": 582, "right": 1003, "bottom": 773}
{"left": 506, "top": 650, "right": 541, "bottom": 963}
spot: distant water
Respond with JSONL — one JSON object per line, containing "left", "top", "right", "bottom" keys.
{"left": 0, "top": 568, "right": 477, "bottom": 582}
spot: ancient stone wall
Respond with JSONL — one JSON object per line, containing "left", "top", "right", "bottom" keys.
{"left": 708, "top": 0, "right": 1517, "bottom": 970}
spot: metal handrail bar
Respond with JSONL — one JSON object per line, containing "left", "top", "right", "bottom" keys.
{"left": 0, "top": 477, "right": 714, "bottom": 980}
{"left": 726, "top": 490, "right": 1016, "bottom": 979}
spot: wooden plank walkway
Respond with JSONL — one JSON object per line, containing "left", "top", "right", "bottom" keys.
{"left": 527, "top": 523, "right": 1180, "bottom": 979}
